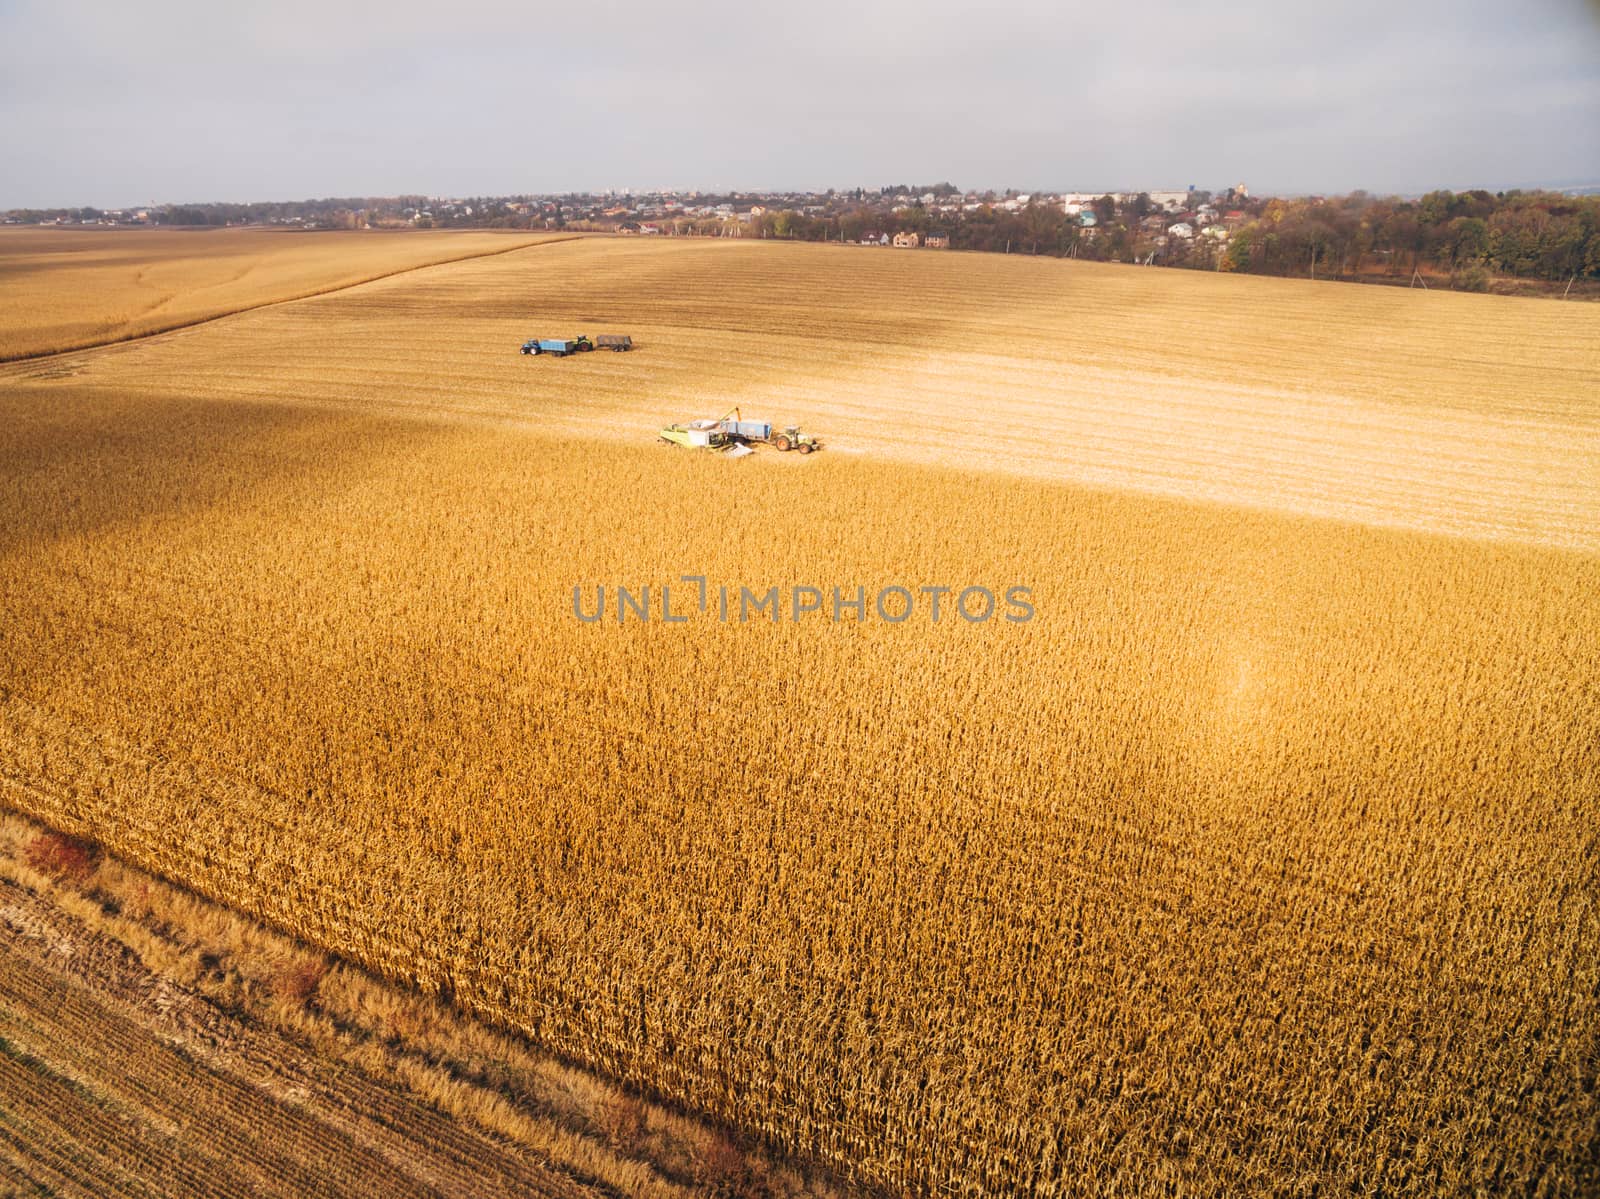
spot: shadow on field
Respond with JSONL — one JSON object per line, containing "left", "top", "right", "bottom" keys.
{"left": 0, "top": 387, "right": 438, "bottom": 556}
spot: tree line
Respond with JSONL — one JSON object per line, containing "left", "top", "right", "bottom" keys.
{"left": 731, "top": 189, "right": 1600, "bottom": 293}
{"left": 1220, "top": 191, "right": 1600, "bottom": 288}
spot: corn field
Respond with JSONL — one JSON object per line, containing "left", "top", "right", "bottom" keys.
{"left": 1, "top": 233, "right": 1597, "bottom": 1195}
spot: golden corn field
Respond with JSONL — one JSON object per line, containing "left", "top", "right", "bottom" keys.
{"left": 1, "top": 230, "right": 1597, "bottom": 1196}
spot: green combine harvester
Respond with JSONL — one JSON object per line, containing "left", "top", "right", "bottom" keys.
{"left": 659, "top": 420, "right": 735, "bottom": 451}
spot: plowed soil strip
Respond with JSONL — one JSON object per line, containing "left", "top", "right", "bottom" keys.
{"left": 0, "top": 878, "right": 608, "bottom": 1199}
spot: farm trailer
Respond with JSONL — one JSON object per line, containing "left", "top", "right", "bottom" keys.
{"left": 718, "top": 410, "right": 818, "bottom": 453}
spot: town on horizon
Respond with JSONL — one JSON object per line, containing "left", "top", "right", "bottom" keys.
{"left": 10, "top": 180, "right": 1597, "bottom": 300}
{"left": 11, "top": 179, "right": 1600, "bottom": 229}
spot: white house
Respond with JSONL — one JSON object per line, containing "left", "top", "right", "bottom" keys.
{"left": 1167, "top": 222, "right": 1195, "bottom": 239}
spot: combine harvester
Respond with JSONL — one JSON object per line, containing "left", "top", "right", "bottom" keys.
{"left": 659, "top": 408, "right": 818, "bottom": 456}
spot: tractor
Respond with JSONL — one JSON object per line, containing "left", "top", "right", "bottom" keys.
{"left": 768, "top": 426, "right": 818, "bottom": 454}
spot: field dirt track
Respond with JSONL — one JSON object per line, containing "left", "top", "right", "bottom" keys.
{"left": 1, "top": 232, "right": 1597, "bottom": 1197}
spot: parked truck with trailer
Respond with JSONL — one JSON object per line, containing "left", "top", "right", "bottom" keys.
{"left": 521, "top": 333, "right": 628, "bottom": 356}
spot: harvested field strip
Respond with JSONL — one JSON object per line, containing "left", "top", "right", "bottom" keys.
{"left": 0, "top": 228, "right": 575, "bottom": 362}
{"left": 0, "top": 873, "right": 657, "bottom": 1199}
{"left": 0, "top": 1037, "right": 236, "bottom": 1199}
{"left": 0, "top": 949, "right": 441, "bottom": 1197}
{"left": 8, "top": 238, "right": 1593, "bottom": 549}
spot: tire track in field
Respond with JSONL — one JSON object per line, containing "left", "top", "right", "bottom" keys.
{"left": 0, "top": 234, "right": 584, "bottom": 367}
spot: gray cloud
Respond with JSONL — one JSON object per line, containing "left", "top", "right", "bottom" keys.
{"left": 1, "top": 0, "right": 1596, "bottom": 206}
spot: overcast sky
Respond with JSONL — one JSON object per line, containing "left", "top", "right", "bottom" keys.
{"left": 2, "top": 0, "right": 1597, "bottom": 207}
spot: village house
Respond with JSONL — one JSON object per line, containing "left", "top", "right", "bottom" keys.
{"left": 1061, "top": 192, "right": 1124, "bottom": 211}
{"left": 892, "top": 231, "right": 920, "bottom": 248}
{"left": 924, "top": 233, "right": 950, "bottom": 249}
{"left": 1147, "top": 190, "right": 1191, "bottom": 211}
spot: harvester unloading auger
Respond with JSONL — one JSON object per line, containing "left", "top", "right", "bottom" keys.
{"left": 659, "top": 407, "right": 819, "bottom": 454}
